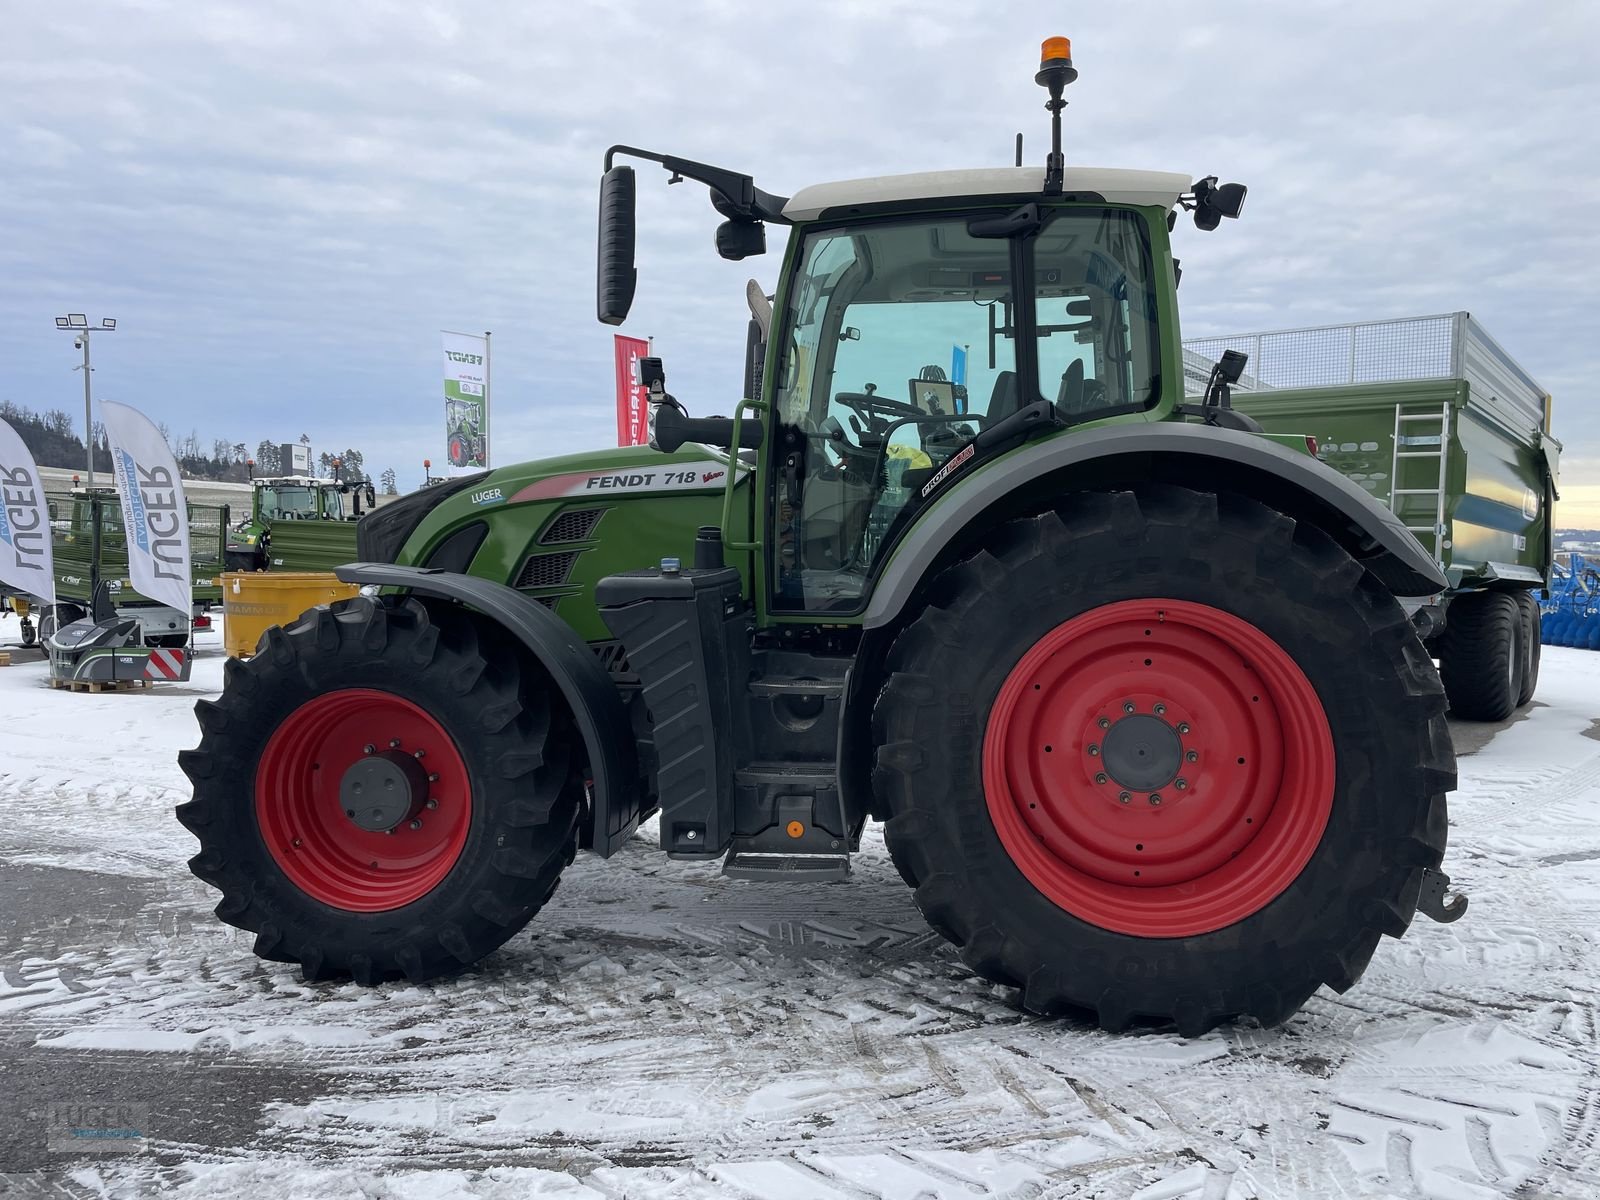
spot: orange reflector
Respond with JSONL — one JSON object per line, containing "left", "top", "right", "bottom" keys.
{"left": 786, "top": 820, "right": 805, "bottom": 839}
{"left": 1041, "top": 36, "right": 1072, "bottom": 62}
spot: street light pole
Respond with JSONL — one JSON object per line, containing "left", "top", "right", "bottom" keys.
{"left": 54, "top": 314, "right": 116, "bottom": 490}
{"left": 79, "top": 333, "right": 94, "bottom": 486}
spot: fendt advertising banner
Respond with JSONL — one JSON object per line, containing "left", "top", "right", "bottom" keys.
{"left": 614, "top": 334, "right": 650, "bottom": 447}
{"left": 101, "top": 400, "right": 191, "bottom": 617}
{"left": 442, "top": 330, "right": 489, "bottom": 476}
{"left": 0, "top": 417, "right": 55, "bottom": 606}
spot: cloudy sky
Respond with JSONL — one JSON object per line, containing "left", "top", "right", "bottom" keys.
{"left": 4, "top": 1, "right": 1597, "bottom": 518}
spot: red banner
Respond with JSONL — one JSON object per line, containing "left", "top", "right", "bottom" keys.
{"left": 613, "top": 335, "right": 651, "bottom": 446}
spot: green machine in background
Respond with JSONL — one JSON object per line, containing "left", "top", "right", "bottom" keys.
{"left": 1189, "top": 312, "right": 1559, "bottom": 720}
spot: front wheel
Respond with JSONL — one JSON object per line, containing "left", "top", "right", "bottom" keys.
{"left": 872, "top": 486, "right": 1454, "bottom": 1034}
{"left": 178, "top": 596, "right": 582, "bottom": 983}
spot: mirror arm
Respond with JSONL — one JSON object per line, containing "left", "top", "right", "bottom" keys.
{"left": 604, "top": 145, "right": 790, "bottom": 222}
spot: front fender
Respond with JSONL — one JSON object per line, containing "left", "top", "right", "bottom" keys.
{"left": 863, "top": 423, "right": 1446, "bottom": 630}
{"left": 334, "top": 563, "right": 641, "bottom": 856}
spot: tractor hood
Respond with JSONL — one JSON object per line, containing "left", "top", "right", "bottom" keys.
{"left": 357, "top": 443, "right": 749, "bottom": 568}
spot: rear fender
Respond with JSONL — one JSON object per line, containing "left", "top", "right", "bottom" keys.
{"left": 334, "top": 563, "right": 641, "bottom": 856}
{"left": 864, "top": 422, "right": 1446, "bottom": 632}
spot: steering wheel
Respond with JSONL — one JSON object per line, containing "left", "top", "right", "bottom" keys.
{"left": 834, "top": 390, "right": 924, "bottom": 428}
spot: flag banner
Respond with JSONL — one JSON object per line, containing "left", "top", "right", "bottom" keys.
{"left": 100, "top": 400, "right": 191, "bottom": 617}
{"left": 443, "top": 331, "right": 489, "bottom": 476}
{"left": 0, "top": 417, "right": 55, "bottom": 605}
{"left": 614, "top": 334, "right": 651, "bottom": 446}
{"left": 950, "top": 344, "right": 968, "bottom": 386}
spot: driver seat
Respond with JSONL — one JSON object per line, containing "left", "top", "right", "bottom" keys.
{"left": 984, "top": 370, "right": 1021, "bottom": 424}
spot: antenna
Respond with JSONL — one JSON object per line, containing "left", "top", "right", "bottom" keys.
{"left": 1014, "top": 132, "right": 1024, "bottom": 167}
{"left": 1034, "top": 37, "right": 1078, "bottom": 195}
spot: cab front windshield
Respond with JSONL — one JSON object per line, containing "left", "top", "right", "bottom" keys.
{"left": 770, "top": 206, "right": 1162, "bottom": 613}
{"left": 260, "top": 485, "right": 318, "bottom": 520}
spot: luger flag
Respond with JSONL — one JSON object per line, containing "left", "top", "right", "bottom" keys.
{"left": 614, "top": 334, "right": 650, "bottom": 446}
{"left": 0, "top": 417, "right": 55, "bottom": 606}
{"left": 101, "top": 400, "right": 192, "bottom": 617}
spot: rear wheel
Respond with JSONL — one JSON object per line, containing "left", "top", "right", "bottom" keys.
{"left": 1438, "top": 591, "right": 1522, "bottom": 721}
{"left": 1514, "top": 591, "right": 1541, "bottom": 708}
{"left": 178, "top": 596, "right": 582, "bottom": 983}
{"left": 872, "top": 486, "right": 1454, "bottom": 1034}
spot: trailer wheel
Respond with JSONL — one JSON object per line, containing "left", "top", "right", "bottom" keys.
{"left": 177, "top": 595, "right": 581, "bottom": 984}
{"left": 872, "top": 486, "right": 1453, "bottom": 1034}
{"left": 1514, "top": 592, "right": 1541, "bottom": 708}
{"left": 1438, "top": 591, "right": 1522, "bottom": 721}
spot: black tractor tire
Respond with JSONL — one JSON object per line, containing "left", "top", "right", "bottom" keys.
{"left": 1514, "top": 591, "right": 1541, "bottom": 708}
{"left": 177, "top": 595, "right": 582, "bottom": 984}
{"left": 39, "top": 603, "right": 86, "bottom": 643}
{"left": 1437, "top": 591, "right": 1523, "bottom": 721}
{"left": 872, "top": 485, "right": 1454, "bottom": 1035}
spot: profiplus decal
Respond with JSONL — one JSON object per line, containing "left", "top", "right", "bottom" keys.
{"left": 920, "top": 443, "right": 976, "bottom": 499}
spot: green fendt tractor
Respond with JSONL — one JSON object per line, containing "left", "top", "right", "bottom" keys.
{"left": 180, "top": 40, "right": 1463, "bottom": 1034}
{"left": 225, "top": 471, "right": 377, "bottom": 573}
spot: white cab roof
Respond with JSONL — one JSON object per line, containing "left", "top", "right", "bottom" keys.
{"left": 782, "top": 166, "right": 1191, "bottom": 221}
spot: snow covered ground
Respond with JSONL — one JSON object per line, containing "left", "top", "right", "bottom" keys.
{"left": 0, "top": 613, "right": 1596, "bottom": 1198}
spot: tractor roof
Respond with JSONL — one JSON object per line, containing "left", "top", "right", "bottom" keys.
{"left": 782, "top": 166, "right": 1191, "bottom": 222}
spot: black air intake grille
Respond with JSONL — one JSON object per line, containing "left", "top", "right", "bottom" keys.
{"left": 514, "top": 551, "right": 580, "bottom": 590}
{"left": 540, "top": 507, "right": 606, "bottom": 544}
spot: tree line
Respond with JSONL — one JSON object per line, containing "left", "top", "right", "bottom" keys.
{"left": 1, "top": 399, "right": 391, "bottom": 490}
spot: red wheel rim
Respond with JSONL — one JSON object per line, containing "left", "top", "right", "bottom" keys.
{"left": 256, "top": 689, "right": 472, "bottom": 912}
{"left": 983, "top": 599, "right": 1335, "bottom": 937}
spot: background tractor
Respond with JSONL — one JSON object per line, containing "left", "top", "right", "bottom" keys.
{"left": 181, "top": 39, "right": 1461, "bottom": 1035}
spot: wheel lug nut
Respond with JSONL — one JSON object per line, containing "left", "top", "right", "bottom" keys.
{"left": 414, "top": 749, "right": 426, "bottom": 760}
{"left": 1153, "top": 703, "right": 1166, "bottom": 716}
{"left": 389, "top": 739, "right": 401, "bottom": 749}
{"left": 1094, "top": 772, "right": 1108, "bottom": 785}
{"left": 425, "top": 799, "right": 438, "bottom": 810}
{"left": 1123, "top": 701, "right": 1136, "bottom": 714}
{"left": 409, "top": 818, "right": 423, "bottom": 831}
{"left": 1149, "top": 794, "right": 1163, "bottom": 806}
{"left": 1097, "top": 716, "right": 1111, "bottom": 730}
{"left": 292, "top": 838, "right": 302, "bottom": 848}
{"left": 1185, "top": 749, "right": 1199, "bottom": 763}
{"left": 428, "top": 773, "right": 439, "bottom": 783}
{"left": 1175, "top": 778, "right": 1188, "bottom": 791}
{"left": 1118, "top": 791, "right": 1131, "bottom": 804}
{"left": 1177, "top": 722, "right": 1191, "bottom": 734}
{"left": 1087, "top": 744, "right": 1099, "bottom": 757}
{"left": 363, "top": 744, "right": 375, "bottom": 755}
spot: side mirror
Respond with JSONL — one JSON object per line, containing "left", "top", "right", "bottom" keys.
{"left": 715, "top": 218, "right": 765, "bottom": 261}
{"left": 1192, "top": 176, "right": 1248, "bottom": 231}
{"left": 597, "top": 166, "right": 638, "bottom": 325}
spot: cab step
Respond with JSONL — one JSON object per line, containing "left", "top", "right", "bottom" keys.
{"left": 723, "top": 848, "right": 850, "bottom": 881}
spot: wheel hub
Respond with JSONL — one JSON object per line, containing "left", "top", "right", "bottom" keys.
{"left": 339, "top": 749, "right": 430, "bottom": 833}
{"left": 1099, "top": 713, "right": 1181, "bottom": 792}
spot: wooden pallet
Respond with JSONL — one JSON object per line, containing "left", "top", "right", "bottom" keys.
{"left": 48, "top": 676, "right": 152, "bottom": 694}
{"left": 0, "top": 650, "right": 11, "bottom": 667}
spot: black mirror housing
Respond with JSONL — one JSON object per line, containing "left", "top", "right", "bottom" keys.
{"left": 597, "top": 166, "right": 638, "bottom": 325}
{"left": 715, "top": 218, "right": 766, "bottom": 261}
